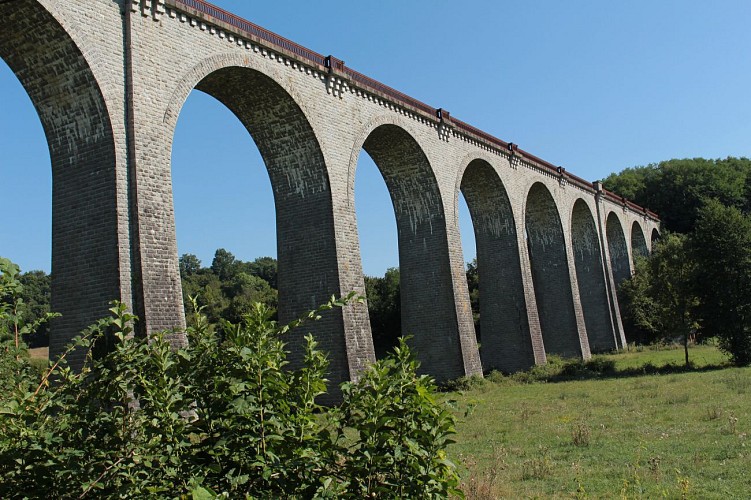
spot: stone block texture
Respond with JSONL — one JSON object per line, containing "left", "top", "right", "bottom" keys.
{"left": 2, "top": 0, "right": 659, "bottom": 385}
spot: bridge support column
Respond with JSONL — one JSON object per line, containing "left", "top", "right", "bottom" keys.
{"left": 561, "top": 220, "right": 593, "bottom": 359}
{"left": 594, "top": 184, "right": 627, "bottom": 349}
{"left": 1, "top": 0, "right": 133, "bottom": 368}
{"left": 571, "top": 199, "right": 619, "bottom": 352}
{"left": 345, "top": 124, "right": 482, "bottom": 383}
{"left": 443, "top": 197, "right": 484, "bottom": 379}
{"left": 460, "top": 160, "right": 538, "bottom": 373}
{"left": 514, "top": 227, "right": 548, "bottom": 366}
{"left": 525, "top": 183, "right": 584, "bottom": 359}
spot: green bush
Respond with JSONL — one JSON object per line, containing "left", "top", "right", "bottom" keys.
{"left": 0, "top": 293, "right": 461, "bottom": 498}
{"left": 336, "top": 338, "right": 462, "bottom": 497}
{"left": 0, "top": 257, "right": 56, "bottom": 402}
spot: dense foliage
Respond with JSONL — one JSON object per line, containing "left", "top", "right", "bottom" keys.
{"left": 691, "top": 201, "right": 751, "bottom": 365}
{"left": 363, "top": 267, "right": 401, "bottom": 358}
{"left": 619, "top": 233, "right": 699, "bottom": 365}
{"left": 0, "top": 258, "right": 56, "bottom": 398}
{"left": 179, "top": 250, "right": 278, "bottom": 325}
{"left": 363, "top": 263, "right": 481, "bottom": 358}
{"left": 601, "top": 157, "right": 751, "bottom": 233}
{"left": 0, "top": 259, "right": 52, "bottom": 348}
{"left": 9, "top": 248, "right": 482, "bottom": 358}
{"left": 610, "top": 158, "right": 751, "bottom": 365}
{"left": 0, "top": 257, "right": 461, "bottom": 498}
{"left": 465, "top": 259, "right": 480, "bottom": 339}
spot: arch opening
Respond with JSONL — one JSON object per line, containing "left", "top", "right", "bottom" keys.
{"left": 171, "top": 89, "right": 277, "bottom": 323}
{"left": 631, "top": 221, "right": 649, "bottom": 259}
{"left": 606, "top": 212, "right": 631, "bottom": 288}
{"left": 169, "top": 66, "right": 347, "bottom": 377}
{"left": 457, "top": 192, "right": 477, "bottom": 342}
{"left": 651, "top": 228, "right": 661, "bottom": 246}
{"left": 525, "top": 183, "right": 581, "bottom": 357}
{"left": 0, "top": 60, "right": 53, "bottom": 349}
{"left": 571, "top": 200, "right": 615, "bottom": 352}
{"left": 358, "top": 124, "right": 463, "bottom": 377}
{"left": 0, "top": 60, "right": 51, "bottom": 274}
{"left": 460, "top": 160, "right": 533, "bottom": 372}
{"left": 0, "top": 0, "right": 122, "bottom": 365}
{"left": 355, "top": 149, "right": 400, "bottom": 359}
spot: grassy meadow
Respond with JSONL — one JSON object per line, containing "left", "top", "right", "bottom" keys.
{"left": 447, "top": 344, "right": 750, "bottom": 499}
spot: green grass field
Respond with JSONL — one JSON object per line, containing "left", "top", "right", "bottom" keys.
{"left": 447, "top": 345, "right": 750, "bottom": 499}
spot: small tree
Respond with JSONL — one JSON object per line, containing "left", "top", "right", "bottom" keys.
{"left": 620, "top": 233, "right": 699, "bottom": 365}
{"left": 691, "top": 200, "right": 751, "bottom": 365}
{"left": 178, "top": 253, "right": 202, "bottom": 276}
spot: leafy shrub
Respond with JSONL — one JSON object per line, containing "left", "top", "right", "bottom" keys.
{"left": 571, "top": 422, "right": 591, "bottom": 447}
{"left": 0, "top": 292, "right": 461, "bottom": 498}
{"left": 336, "top": 338, "right": 462, "bottom": 497}
{"left": 0, "top": 257, "right": 56, "bottom": 403}
{"left": 442, "top": 374, "right": 487, "bottom": 392}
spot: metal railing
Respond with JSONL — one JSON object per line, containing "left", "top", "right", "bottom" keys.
{"left": 342, "top": 66, "right": 437, "bottom": 116}
{"left": 171, "top": 0, "right": 327, "bottom": 66}
{"left": 451, "top": 118, "right": 510, "bottom": 150}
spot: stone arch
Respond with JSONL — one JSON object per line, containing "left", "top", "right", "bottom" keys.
{"left": 651, "top": 227, "right": 661, "bottom": 246}
{"left": 346, "top": 114, "right": 432, "bottom": 204}
{"left": 606, "top": 212, "right": 631, "bottom": 287}
{"left": 571, "top": 199, "right": 615, "bottom": 352}
{"left": 525, "top": 182, "right": 581, "bottom": 357}
{"left": 458, "top": 159, "right": 533, "bottom": 372}
{"left": 355, "top": 123, "right": 466, "bottom": 379}
{"left": 163, "top": 53, "right": 322, "bottom": 147}
{"left": 0, "top": 0, "right": 122, "bottom": 366}
{"left": 631, "top": 221, "right": 649, "bottom": 260}
{"left": 164, "top": 62, "right": 354, "bottom": 382}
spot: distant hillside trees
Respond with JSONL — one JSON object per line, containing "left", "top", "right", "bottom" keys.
{"left": 363, "top": 263, "right": 481, "bottom": 358}
{"left": 363, "top": 268, "right": 401, "bottom": 359}
{"left": 0, "top": 265, "right": 52, "bottom": 348}
{"left": 601, "top": 157, "right": 751, "bottom": 233}
{"left": 179, "top": 250, "right": 277, "bottom": 325}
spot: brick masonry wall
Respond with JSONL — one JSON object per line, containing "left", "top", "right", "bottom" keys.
{"left": 1, "top": 0, "right": 130, "bottom": 368}
{"left": 2, "top": 0, "right": 660, "bottom": 384}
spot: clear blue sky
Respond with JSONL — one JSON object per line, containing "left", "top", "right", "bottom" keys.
{"left": 2, "top": 0, "right": 750, "bottom": 275}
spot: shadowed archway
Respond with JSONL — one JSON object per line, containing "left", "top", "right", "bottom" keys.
{"left": 169, "top": 65, "right": 349, "bottom": 382}
{"left": 631, "top": 221, "right": 649, "bottom": 259}
{"left": 606, "top": 212, "right": 631, "bottom": 288}
{"left": 525, "top": 183, "right": 581, "bottom": 357}
{"left": 359, "top": 124, "right": 465, "bottom": 380}
{"left": 651, "top": 228, "right": 660, "bottom": 247}
{"left": 571, "top": 200, "right": 615, "bottom": 352}
{"left": 460, "top": 159, "right": 533, "bottom": 372}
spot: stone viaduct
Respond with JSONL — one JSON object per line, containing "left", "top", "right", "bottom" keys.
{"left": 1, "top": 0, "right": 660, "bottom": 385}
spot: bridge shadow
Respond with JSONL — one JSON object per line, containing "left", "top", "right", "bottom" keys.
{"left": 440, "top": 353, "right": 732, "bottom": 391}
{"left": 509, "top": 357, "right": 731, "bottom": 385}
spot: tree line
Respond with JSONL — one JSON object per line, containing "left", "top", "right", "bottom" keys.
{"left": 180, "top": 254, "right": 481, "bottom": 360}
{"left": 6, "top": 247, "right": 479, "bottom": 359}
{"left": 605, "top": 157, "right": 751, "bottom": 365}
